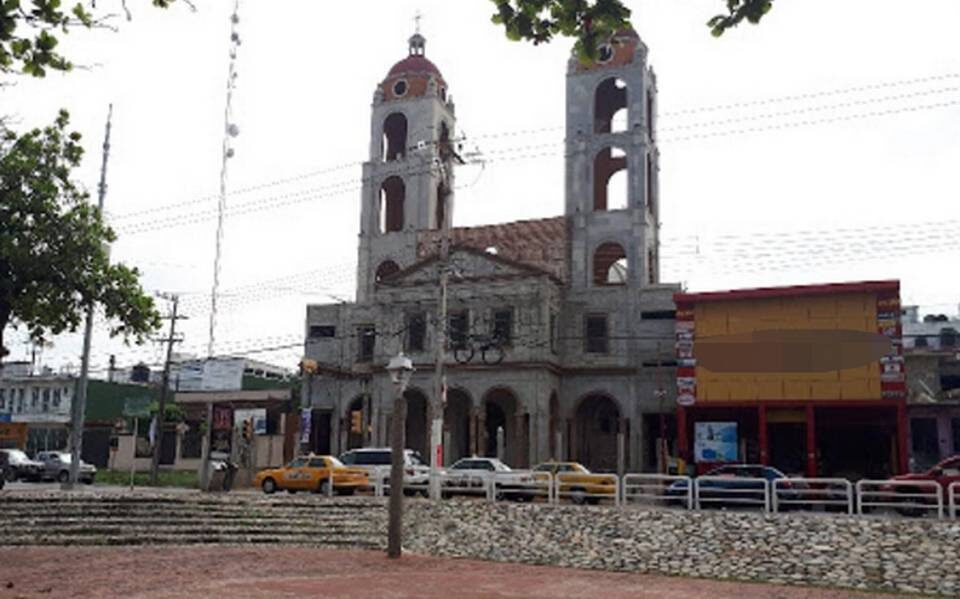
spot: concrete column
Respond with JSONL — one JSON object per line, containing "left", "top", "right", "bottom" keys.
{"left": 631, "top": 412, "right": 644, "bottom": 472}
{"left": 566, "top": 418, "right": 576, "bottom": 463}
{"left": 515, "top": 413, "right": 528, "bottom": 467}
{"left": 477, "top": 409, "right": 487, "bottom": 457}
{"left": 468, "top": 404, "right": 478, "bottom": 457}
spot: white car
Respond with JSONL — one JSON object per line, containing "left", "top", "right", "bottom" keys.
{"left": 35, "top": 451, "right": 97, "bottom": 484}
{"left": 339, "top": 447, "right": 430, "bottom": 493}
{"left": 442, "top": 457, "right": 539, "bottom": 500}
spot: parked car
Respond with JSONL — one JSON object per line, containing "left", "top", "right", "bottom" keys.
{"left": 254, "top": 454, "right": 368, "bottom": 495}
{"left": 668, "top": 464, "right": 803, "bottom": 508}
{"left": 35, "top": 451, "right": 96, "bottom": 484}
{"left": 884, "top": 454, "right": 960, "bottom": 516}
{"left": 532, "top": 461, "right": 616, "bottom": 505}
{"left": 0, "top": 449, "right": 44, "bottom": 482}
{"left": 339, "top": 447, "right": 430, "bottom": 494}
{"left": 442, "top": 457, "right": 538, "bottom": 501}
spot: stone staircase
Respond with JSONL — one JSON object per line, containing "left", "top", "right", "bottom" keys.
{"left": 0, "top": 492, "right": 388, "bottom": 548}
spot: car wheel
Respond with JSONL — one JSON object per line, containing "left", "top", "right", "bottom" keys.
{"left": 261, "top": 477, "right": 277, "bottom": 494}
{"left": 4, "top": 469, "right": 17, "bottom": 482}
{"left": 57, "top": 470, "right": 70, "bottom": 483}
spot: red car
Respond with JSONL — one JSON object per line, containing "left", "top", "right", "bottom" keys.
{"left": 893, "top": 455, "right": 960, "bottom": 491}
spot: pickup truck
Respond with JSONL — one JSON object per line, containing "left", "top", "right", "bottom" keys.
{"left": 442, "top": 457, "right": 544, "bottom": 501}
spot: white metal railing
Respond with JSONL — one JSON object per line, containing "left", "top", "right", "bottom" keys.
{"left": 553, "top": 472, "right": 620, "bottom": 507}
{"left": 694, "top": 476, "right": 770, "bottom": 512}
{"left": 949, "top": 482, "right": 959, "bottom": 519}
{"left": 771, "top": 478, "right": 853, "bottom": 514}
{"left": 855, "top": 479, "right": 943, "bottom": 519}
{"left": 621, "top": 474, "right": 692, "bottom": 510}
{"left": 438, "top": 471, "right": 495, "bottom": 500}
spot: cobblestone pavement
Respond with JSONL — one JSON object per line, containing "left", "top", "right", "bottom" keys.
{"left": 0, "top": 546, "right": 915, "bottom": 599}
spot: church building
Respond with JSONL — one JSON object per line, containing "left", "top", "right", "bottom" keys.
{"left": 302, "top": 28, "right": 679, "bottom": 473}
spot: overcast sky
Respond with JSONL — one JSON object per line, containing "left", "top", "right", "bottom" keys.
{"left": 4, "top": 0, "right": 959, "bottom": 375}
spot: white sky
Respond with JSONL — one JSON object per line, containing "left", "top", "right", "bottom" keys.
{"left": 4, "top": 0, "right": 959, "bottom": 375}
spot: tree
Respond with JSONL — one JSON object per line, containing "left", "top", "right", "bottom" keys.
{"left": 0, "top": 110, "right": 161, "bottom": 361}
{"left": 0, "top": 0, "right": 181, "bottom": 78}
{"left": 490, "top": 0, "right": 776, "bottom": 60}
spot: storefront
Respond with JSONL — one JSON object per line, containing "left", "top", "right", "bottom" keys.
{"left": 674, "top": 280, "right": 908, "bottom": 479}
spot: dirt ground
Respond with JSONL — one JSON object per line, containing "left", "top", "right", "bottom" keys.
{"left": 0, "top": 546, "right": 905, "bottom": 599}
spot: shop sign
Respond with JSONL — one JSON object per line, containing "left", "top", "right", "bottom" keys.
{"left": 694, "top": 422, "right": 738, "bottom": 463}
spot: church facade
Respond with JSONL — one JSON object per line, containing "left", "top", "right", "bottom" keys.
{"left": 302, "top": 29, "right": 679, "bottom": 473}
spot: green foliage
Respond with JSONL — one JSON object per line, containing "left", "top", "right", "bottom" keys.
{"left": 707, "top": 0, "right": 775, "bottom": 37}
{"left": 490, "top": 0, "right": 631, "bottom": 62}
{"left": 0, "top": 0, "right": 176, "bottom": 77}
{"left": 148, "top": 400, "right": 184, "bottom": 422}
{"left": 489, "top": 0, "right": 777, "bottom": 59}
{"left": 0, "top": 110, "right": 161, "bottom": 359}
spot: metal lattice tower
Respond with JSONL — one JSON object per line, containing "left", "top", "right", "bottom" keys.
{"left": 208, "top": 0, "right": 242, "bottom": 357}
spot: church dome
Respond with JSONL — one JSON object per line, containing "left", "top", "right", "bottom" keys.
{"left": 380, "top": 32, "right": 447, "bottom": 103}
{"left": 387, "top": 54, "right": 442, "bottom": 79}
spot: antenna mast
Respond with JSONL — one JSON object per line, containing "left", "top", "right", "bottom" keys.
{"left": 208, "top": 0, "right": 242, "bottom": 357}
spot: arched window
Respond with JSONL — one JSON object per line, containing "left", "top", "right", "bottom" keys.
{"left": 375, "top": 260, "right": 401, "bottom": 283}
{"left": 593, "top": 242, "right": 628, "bottom": 286}
{"left": 595, "top": 78, "right": 628, "bottom": 134}
{"left": 379, "top": 176, "right": 405, "bottom": 233}
{"left": 382, "top": 113, "right": 407, "bottom": 162}
{"left": 594, "top": 147, "right": 628, "bottom": 211}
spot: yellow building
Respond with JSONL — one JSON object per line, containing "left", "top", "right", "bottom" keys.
{"left": 674, "top": 280, "right": 907, "bottom": 478}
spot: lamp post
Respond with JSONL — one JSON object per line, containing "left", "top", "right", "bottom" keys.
{"left": 386, "top": 352, "right": 415, "bottom": 559}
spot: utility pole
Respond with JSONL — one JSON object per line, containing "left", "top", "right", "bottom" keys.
{"left": 429, "top": 172, "right": 452, "bottom": 501}
{"left": 150, "top": 294, "right": 186, "bottom": 485}
{"left": 66, "top": 104, "right": 112, "bottom": 489}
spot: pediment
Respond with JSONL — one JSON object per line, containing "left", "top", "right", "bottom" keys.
{"left": 382, "top": 247, "right": 550, "bottom": 287}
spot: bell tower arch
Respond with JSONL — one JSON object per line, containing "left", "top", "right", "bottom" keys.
{"left": 564, "top": 29, "right": 660, "bottom": 289}
{"left": 356, "top": 31, "right": 458, "bottom": 302}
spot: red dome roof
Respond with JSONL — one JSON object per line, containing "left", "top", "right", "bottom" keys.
{"left": 387, "top": 55, "right": 442, "bottom": 79}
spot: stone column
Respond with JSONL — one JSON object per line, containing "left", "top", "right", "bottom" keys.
{"left": 468, "top": 404, "right": 478, "bottom": 457}
{"left": 515, "top": 413, "right": 528, "bottom": 468}
{"left": 631, "top": 412, "right": 644, "bottom": 472}
{"left": 477, "top": 407, "right": 487, "bottom": 457}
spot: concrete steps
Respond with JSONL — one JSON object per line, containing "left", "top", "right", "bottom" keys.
{"left": 0, "top": 492, "right": 388, "bottom": 548}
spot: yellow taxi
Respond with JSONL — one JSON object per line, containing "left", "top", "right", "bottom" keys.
{"left": 532, "top": 461, "right": 617, "bottom": 504}
{"left": 253, "top": 454, "right": 368, "bottom": 495}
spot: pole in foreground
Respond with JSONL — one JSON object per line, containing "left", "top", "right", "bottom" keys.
{"left": 66, "top": 104, "right": 112, "bottom": 489}
{"left": 150, "top": 294, "right": 185, "bottom": 485}
{"left": 386, "top": 352, "right": 415, "bottom": 559}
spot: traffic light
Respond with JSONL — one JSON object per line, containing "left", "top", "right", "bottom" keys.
{"left": 350, "top": 410, "right": 363, "bottom": 434}
{"left": 242, "top": 418, "right": 253, "bottom": 442}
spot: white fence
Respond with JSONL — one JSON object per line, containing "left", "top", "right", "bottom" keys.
{"left": 949, "top": 482, "right": 959, "bottom": 519}
{"left": 771, "top": 478, "right": 853, "bottom": 514}
{"left": 855, "top": 479, "right": 943, "bottom": 519}
{"left": 354, "top": 470, "right": 958, "bottom": 520}
{"left": 694, "top": 476, "right": 770, "bottom": 512}
{"left": 622, "top": 474, "right": 692, "bottom": 509}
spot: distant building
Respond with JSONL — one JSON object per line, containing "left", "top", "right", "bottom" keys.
{"left": 902, "top": 303, "right": 960, "bottom": 470}
{"left": 0, "top": 361, "right": 74, "bottom": 454}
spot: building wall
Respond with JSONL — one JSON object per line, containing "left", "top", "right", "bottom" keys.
{"left": 684, "top": 290, "right": 895, "bottom": 403}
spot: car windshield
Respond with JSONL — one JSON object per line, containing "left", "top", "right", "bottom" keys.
{"left": 287, "top": 458, "right": 307, "bottom": 468}
{"left": 54, "top": 453, "right": 71, "bottom": 463}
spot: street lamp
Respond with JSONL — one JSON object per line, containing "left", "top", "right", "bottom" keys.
{"left": 386, "top": 352, "right": 414, "bottom": 559}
